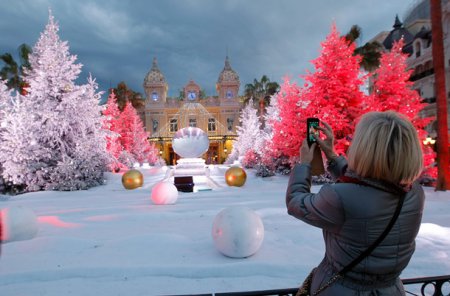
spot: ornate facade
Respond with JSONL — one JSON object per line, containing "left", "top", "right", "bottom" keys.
{"left": 403, "top": 0, "right": 450, "bottom": 139}
{"left": 143, "top": 56, "right": 242, "bottom": 165}
{"left": 369, "top": 0, "right": 450, "bottom": 141}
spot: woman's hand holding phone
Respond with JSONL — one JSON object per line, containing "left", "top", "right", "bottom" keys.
{"left": 314, "top": 121, "right": 338, "bottom": 161}
{"left": 300, "top": 139, "right": 316, "bottom": 164}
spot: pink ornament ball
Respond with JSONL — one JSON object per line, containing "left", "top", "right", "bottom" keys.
{"left": 151, "top": 181, "right": 179, "bottom": 205}
{"left": 1, "top": 206, "right": 39, "bottom": 243}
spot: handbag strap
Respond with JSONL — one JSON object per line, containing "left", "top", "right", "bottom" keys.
{"left": 309, "top": 177, "right": 407, "bottom": 295}
{"left": 338, "top": 177, "right": 406, "bottom": 276}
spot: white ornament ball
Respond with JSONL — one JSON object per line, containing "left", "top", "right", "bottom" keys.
{"left": 1, "top": 206, "right": 39, "bottom": 243}
{"left": 172, "top": 127, "right": 210, "bottom": 158}
{"left": 211, "top": 206, "right": 264, "bottom": 258}
{"left": 151, "top": 181, "right": 179, "bottom": 205}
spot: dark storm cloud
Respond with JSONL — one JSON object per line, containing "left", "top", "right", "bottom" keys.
{"left": 0, "top": 0, "right": 412, "bottom": 99}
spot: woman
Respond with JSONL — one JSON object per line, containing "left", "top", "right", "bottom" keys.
{"left": 286, "top": 111, "right": 425, "bottom": 295}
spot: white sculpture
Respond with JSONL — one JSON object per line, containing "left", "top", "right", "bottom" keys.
{"left": 172, "top": 127, "right": 209, "bottom": 158}
{"left": 211, "top": 206, "right": 264, "bottom": 258}
{"left": 151, "top": 181, "right": 179, "bottom": 205}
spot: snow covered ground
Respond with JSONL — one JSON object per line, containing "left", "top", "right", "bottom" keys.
{"left": 0, "top": 165, "right": 449, "bottom": 296}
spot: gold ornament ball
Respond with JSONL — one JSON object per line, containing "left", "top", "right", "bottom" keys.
{"left": 122, "top": 169, "right": 144, "bottom": 190}
{"left": 225, "top": 167, "right": 247, "bottom": 187}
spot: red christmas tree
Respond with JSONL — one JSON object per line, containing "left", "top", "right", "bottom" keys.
{"left": 369, "top": 39, "right": 435, "bottom": 177}
{"left": 102, "top": 90, "right": 124, "bottom": 170}
{"left": 270, "top": 78, "right": 305, "bottom": 160}
{"left": 118, "top": 102, "right": 136, "bottom": 153}
{"left": 271, "top": 24, "right": 365, "bottom": 161}
{"left": 301, "top": 24, "right": 366, "bottom": 155}
{"left": 118, "top": 101, "right": 159, "bottom": 164}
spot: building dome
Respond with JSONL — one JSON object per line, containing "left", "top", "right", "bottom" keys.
{"left": 217, "top": 56, "right": 239, "bottom": 84}
{"left": 383, "top": 15, "right": 414, "bottom": 52}
{"left": 144, "top": 57, "right": 166, "bottom": 86}
{"left": 404, "top": 0, "right": 430, "bottom": 27}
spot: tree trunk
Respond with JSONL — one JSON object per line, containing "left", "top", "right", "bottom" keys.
{"left": 259, "top": 98, "right": 266, "bottom": 127}
{"left": 259, "top": 98, "right": 265, "bottom": 116}
{"left": 430, "top": 0, "right": 450, "bottom": 191}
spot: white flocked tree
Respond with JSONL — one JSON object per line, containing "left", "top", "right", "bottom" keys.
{"left": 226, "top": 99, "right": 263, "bottom": 164}
{"left": 0, "top": 79, "right": 12, "bottom": 191}
{"left": 0, "top": 11, "right": 107, "bottom": 192}
{"left": 262, "top": 93, "right": 280, "bottom": 153}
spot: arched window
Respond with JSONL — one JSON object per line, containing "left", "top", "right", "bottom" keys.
{"left": 152, "top": 119, "right": 159, "bottom": 132}
{"left": 416, "top": 64, "right": 424, "bottom": 74}
{"left": 170, "top": 119, "right": 178, "bottom": 132}
{"left": 227, "top": 118, "right": 234, "bottom": 131}
{"left": 415, "top": 41, "right": 421, "bottom": 58}
{"left": 189, "top": 118, "right": 197, "bottom": 127}
{"left": 208, "top": 118, "right": 216, "bottom": 131}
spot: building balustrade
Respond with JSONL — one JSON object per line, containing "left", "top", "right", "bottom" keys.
{"left": 410, "top": 68, "right": 435, "bottom": 81}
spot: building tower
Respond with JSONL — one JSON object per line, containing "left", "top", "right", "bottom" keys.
{"left": 216, "top": 55, "right": 240, "bottom": 106}
{"left": 216, "top": 55, "right": 241, "bottom": 158}
{"left": 143, "top": 57, "right": 168, "bottom": 134}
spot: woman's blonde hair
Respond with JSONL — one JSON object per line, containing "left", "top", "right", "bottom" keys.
{"left": 347, "top": 111, "right": 423, "bottom": 185}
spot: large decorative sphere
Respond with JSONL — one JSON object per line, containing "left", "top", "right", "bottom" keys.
{"left": 122, "top": 169, "right": 144, "bottom": 190}
{"left": 1, "top": 206, "right": 39, "bottom": 243}
{"left": 212, "top": 206, "right": 264, "bottom": 258}
{"left": 151, "top": 181, "right": 179, "bottom": 205}
{"left": 225, "top": 166, "right": 247, "bottom": 187}
{"left": 172, "top": 127, "right": 209, "bottom": 158}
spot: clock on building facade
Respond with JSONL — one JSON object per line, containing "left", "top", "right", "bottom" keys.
{"left": 152, "top": 91, "right": 159, "bottom": 101}
{"left": 187, "top": 91, "right": 197, "bottom": 100}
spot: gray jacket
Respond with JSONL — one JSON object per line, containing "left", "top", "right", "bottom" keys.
{"left": 286, "top": 156, "right": 424, "bottom": 295}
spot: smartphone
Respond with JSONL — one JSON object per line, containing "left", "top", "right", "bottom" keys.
{"left": 307, "top": 118, "right": 320, "bottom": 146}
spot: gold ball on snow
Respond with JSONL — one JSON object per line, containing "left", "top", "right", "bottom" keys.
{"left": 122, "top": 169, "right": 144, "bottom": 190}
{"left": 225, "top": 167, "right": 247, "bottom": 187}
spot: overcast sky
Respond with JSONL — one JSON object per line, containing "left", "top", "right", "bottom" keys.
{"left": 0, "top": 0, "right": 417, "bottom": 99}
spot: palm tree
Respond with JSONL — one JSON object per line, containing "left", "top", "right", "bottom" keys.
{"left": 244, "top": 75, "right": 279, "bottom": 117}
{"left": 0, "top": 43, "right": 32, "bottom": 93}
{"left": 0, "top": 53, "right": 19, "bottom": 89}
{"left": 344, "top": 25, "right": 362, "bottom": 44}
{"left": 113, "top": 81, "right": 144, "bottom": 111}
{"left": 344, "top": 25, "right": 382, "bottom": 72}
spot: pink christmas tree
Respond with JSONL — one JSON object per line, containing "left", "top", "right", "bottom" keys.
{"left": 102, "top": 90, "right": 124, "bottom": 171}
{"left": 301, "top": 24, "right": 366, "bottom": 155}
{"left": 118, "top": 101, "right": 159, "bottom": 164}
{"left": 369, "top": 39, "right": 435, "bottom": 177}
{"left": 270, "top": 25, "right": 365, "bottom": 162}
{"left": 270, "top": 78, "right": 305, "bottom": 160}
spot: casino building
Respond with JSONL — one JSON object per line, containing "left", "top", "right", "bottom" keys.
{"left": 143, "top": 56, "right": 242, "bottom": 165}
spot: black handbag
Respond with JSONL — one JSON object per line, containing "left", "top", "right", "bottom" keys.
{"left": 296, "top": 178, "right": 406, "bottom": 296}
